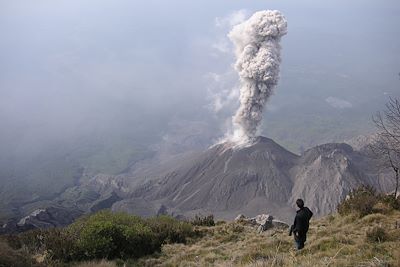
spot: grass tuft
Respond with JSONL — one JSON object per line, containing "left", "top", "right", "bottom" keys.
{"left": 365, "top": 226, "right": 388, "bottom": 243}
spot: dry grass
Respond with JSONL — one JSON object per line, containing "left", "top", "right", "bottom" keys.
{"left": 66, "top": 211, "right": 400, "bottom": 266}
{"left": 0, "top": 239, "right": 41, "bottom": 267}
{"left": 128, "top": 211, "right": 400, "bottom": 267}
{"left": 74, "top": 259, "right": 117, "bottom": 267}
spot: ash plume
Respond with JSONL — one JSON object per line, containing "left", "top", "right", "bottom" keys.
{"left": 228, "top": 10, "right": 287, "bottom": 142}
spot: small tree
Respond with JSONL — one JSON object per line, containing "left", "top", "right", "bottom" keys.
{"left": 371, "top": 97, "right": 400, "bottom": 198}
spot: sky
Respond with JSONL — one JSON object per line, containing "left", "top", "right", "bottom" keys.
{"left": 0, "top": 0, "right": 400, "bottom": 160}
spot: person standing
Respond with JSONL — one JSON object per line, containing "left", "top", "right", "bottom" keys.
{"left": 289, "top": 199, "right": 313, "bottom": 250}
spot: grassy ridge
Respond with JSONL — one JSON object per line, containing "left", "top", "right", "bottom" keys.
{"left": 67, "top": 211, "right": 400, "bottom": 267}
{"left": 1, "top": 192, "right": 400, "bottom": 267}
{"left": 130, "top": 211, "right": 400, "bottom": 267}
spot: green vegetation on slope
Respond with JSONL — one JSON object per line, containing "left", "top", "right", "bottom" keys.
{"left": 1, "top": 211, "right": 195, "bottom": 266}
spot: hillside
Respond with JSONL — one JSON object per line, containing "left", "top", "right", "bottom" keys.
{"left": 3, "top": 135, "right": 396, "bottom": 233}
{"left": 135, "top": 213, "right": 400, "bottom": 267}
{"left": 81, "top": 211, "right": 400, "bottom": 267}
{"left": 1, "top": 190, "right": 400, "bottom": 267}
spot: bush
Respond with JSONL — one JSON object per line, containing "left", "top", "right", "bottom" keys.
{"left": 7, "top": 227, "right": 79, "bottom": 262}
{"left": 6, "top": 211, "right": 196, "bottom": 264}
{"left": 146, "top": 215, "right": 194, "bottom": 244}
{"left": 74, "top": 260, "right": 117, "bottom": 267}
{"left": 0, "top": 240, "right": 42, "bottom": 267}
{"left": 337, "top": 186, "right": 379, "bottom": 217}
{"left": 366, "top": 226, "right": 388, "bottom": 243}
{"left": 70, "top": 211, "right": 157, "bottom": 260}
{"left": 41, "top": 228, "right": 78, "bottom": 262}
{"left": 16, "top": 229, "right": 46, "bottom": 254}
{"left": 380, "top": 194, "right": 400, "bottom": 210}
{"left": 337, "top": 185, "right": 400, "bottom": 217}
{"left": 77, "top": 221, "right": 155, "bottom": 259}
{"left": 190, "top": 214, "right": 215, "bottom": 227}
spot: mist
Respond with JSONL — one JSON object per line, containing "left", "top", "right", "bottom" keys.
{"left": 0, "top": 0, "right": 400, "bottom": 179}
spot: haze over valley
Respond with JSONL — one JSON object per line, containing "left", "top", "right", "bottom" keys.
{"left": 0, "top": 0, "right": 399, "bottom": 230}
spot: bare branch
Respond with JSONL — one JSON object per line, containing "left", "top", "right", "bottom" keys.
{"left": 372, "top": 97, "right": 400, "bottom": 198}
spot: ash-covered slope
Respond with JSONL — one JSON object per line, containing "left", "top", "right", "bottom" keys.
{"left": 120, "top": 136, "right": 392, "bottom": 222}
{"left": 290, "top": 143, "right": 379, "bottom": 216}
{"left": 131, "top": 137, "right": 298, "bottom": 221}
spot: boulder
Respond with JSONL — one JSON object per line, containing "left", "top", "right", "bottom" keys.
{"left": 235, "top": 214, "right": 247, "bottom": 221}
{"left": 255, "top": 214, "right": 274, "bottom": 232}
{"left": 271, "top": 220, "right": 289, "bottom": 229}
{"left": 235, "top": 213, "right": 287, "bottom": 232}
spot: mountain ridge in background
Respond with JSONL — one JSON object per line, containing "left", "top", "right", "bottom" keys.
{"left": 122, "top": 136, "right": 393, "bottom": 222}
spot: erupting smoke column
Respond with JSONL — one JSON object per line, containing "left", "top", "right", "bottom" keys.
{"left": 229, "top": 10, "right": 287, "bottom": 141}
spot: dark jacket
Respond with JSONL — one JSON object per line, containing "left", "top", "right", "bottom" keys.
{"left": 290, "top": 207, "right": 313, "bottom": 238}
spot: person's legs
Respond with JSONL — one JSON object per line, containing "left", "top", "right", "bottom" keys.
{"left": 294, "top": 234, "right": 306, "bottom": 250}
{"left": 294, "top": 240, "right": 301, "bottom": 250}
{"left": 297, "top": 239, "right": 304, "bottom": 250}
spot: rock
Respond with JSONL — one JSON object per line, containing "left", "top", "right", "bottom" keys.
{"left": 157, "top": 205, "right": 168, "bottom": 216}
{"left": 235, "top": 214, "right": 247, "bottom": 221}
{"left": 235, "top": 213, "right": 287, "bottom": 232}
{"left": 255, "top": 214, "right": 274, "bottom": 225}
{"left": 272, "top": 220, "right": 289, "bottom": 229}
{"left": 255, "top": 214, "right": 274, "bottom": 232}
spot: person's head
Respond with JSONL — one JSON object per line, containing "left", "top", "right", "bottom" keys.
{"left": 296, "top": 199, "right": 304, "bottom": 208}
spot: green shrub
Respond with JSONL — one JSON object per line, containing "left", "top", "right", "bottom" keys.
{"left": 337, "top": 185, "right": 378, "bottom": 217}
{"left": 0, "top": 240, "right": 42, "bottom": 267}
{"left": 70, "top": 210, "right": 144, "bottom": 230}
{"left": 42, "top": 228, "right": 78, "bottom": 262}
{"left": 77, "top": 221, "right": 155, "bottom": 259}
{"left": 17, "top": 229, "right": 46, "bottom": 254}
{"left": 380, "top": 194, "right": 400, "bottom": 210}
{"left": 230, "top": 223, "right": 245, "bottom": 233}
{"left": 7, "top": 211, "right": 196, "bottom": 264}
{"left": 70, "top": 212, "right": 194, "bottom": 261}
{"left": 74, "top": 260, "right": 117, "bottom": 267}
{"left": 5, "top": 234, "right": 23, "bottom": 250}
{"left": 70, "top": 211, "right": 157, "bottom": 260}
{"left": 146, "top": 215, "right": 194, "bottom": 244}
{"left": 10, "top": 227, "right": 80, "bottom": 262}
{"left": 190, "top": 214, "right": 215, "bottom": 227}
{"left": 366, "top": 226, "right": 388, "bottom": 243}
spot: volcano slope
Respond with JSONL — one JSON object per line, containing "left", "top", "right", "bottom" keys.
{"left": 130, "top": 136, "right": 297, "bottom": 221}
{"left": 122, "top": 136, "right": 393, "bottom": 222}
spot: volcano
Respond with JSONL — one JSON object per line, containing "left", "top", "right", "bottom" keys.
{"left": 120, "top": 136, "right": 392, "bottom": 222}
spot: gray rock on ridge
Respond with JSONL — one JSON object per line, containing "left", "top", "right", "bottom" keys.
{"left": 234, "top": 213, "right": 289, "bottom": 232}
{"left": 1, "top": 206, "right": 82, "bottom": 234}
{"left": 344, "top": 134, "right": 378, "bottom": 152}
